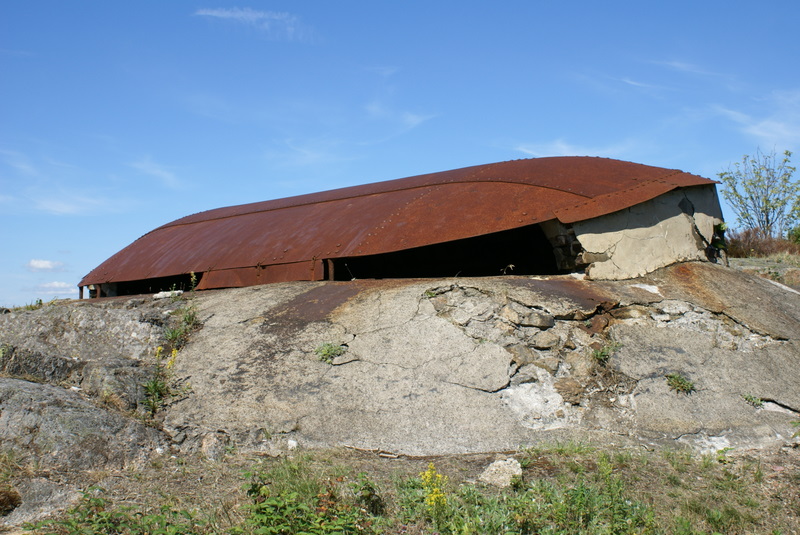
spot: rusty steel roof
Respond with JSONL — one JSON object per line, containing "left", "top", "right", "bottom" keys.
{"left": 79, "top": 156, "right": 716, "bottom": 290}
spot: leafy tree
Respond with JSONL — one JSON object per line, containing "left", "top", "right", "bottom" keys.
{"left": 718, "top": 149, "right": 799, "bottom": 239}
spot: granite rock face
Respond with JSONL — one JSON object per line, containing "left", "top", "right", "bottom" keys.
{"left": 157, "top": 262, "right": 799, "bottom": 456}
{"left": 0, "top": 298, "right": 178, "bottom": 528}
{"left": 0, "top": 378, "right": 166, "bottom": 471}
{"left": 1, "top": 261, "right": 799, "bottom": 528}
{"left": 0, "top": 298, "right": 176, "bottom": 410}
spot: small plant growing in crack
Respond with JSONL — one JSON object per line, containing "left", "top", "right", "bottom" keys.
{"left": 142, "top": 346, "right": 191, "bottom": 416}
{"left": 591, "top": 342, "right": 621, "bottom": 366}
{"left": 163, "top": 272, "right": 201, "bottom": 350}
{"left": 742, "top": 393, "right": 764, "bottom": 408}
{"left": 315, "top": 342, "right": 346, "bottom": 364}
{"left": 164, "top": 303, "right": 201, "bottom": 350}
{"left": 666, "top": 373, "right": 695, "bottom": 394}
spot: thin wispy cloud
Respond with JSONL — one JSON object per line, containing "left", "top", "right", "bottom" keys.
{"left": 0, "top": 48, "right": 33, "bottom": 57}
{"left": 619, "top": 77, "right": 669, "bottom": 91}
{"left": 655, "top": 60, "right": 723, "bottom": 77}
{"left": 33, "top": 193, "right": 110, "bottom": 215}
{"left": 29, "top": 187, "right": 116, "bottom": 216}
{"left": 0, "top": 149, "right": 39, "bottom": 176}
{"left": 653, "top": 59, "right": 743, "bottom": 92}
{"left": 367, "top": 65, "right": 400, "bottom": 78}
{"left": 365, "top": 101, "right": 435, "bottom": 132}
{"left": 713, "top": 105, "right": 749, "bottom": 124}
{"left": 0, "top": 149, "right": 120, "bottom": 215}
{"left": 35, "top": 281, "right": 78, "bottom": 296}
{"left": 714, "top": 90, "right": 800, "bottom": 148}
{"left": 26, "top": 259, "right": 65, "bottom": 272}
{"left": 195, "top": 8, "right": 314, "bottom": 42}
{"left": 515, "top": 139, "right": 636, "bottom": 158}
{"left": 265, "top": 137, "right": 357, "bottom": 168}
{"left": 184, "top": 93, "right": 238, "bottom": 123}
{"left": 129, "top": 157, "right": 181, "bottom": 189}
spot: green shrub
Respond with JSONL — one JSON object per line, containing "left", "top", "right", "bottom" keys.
{"left": 235, "top": 458, "right": 379, "bottom": 534}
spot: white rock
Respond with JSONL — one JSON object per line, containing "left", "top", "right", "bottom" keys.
{"left": 153, "top": 290, "right": 183, "bottom": 300}
{"left": 478, "top": 458, "right": 522, "bottom": 487}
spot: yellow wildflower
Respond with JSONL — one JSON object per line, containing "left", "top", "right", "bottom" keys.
{"left": 166, "top": 348, "right": 178, "bottom": 370}
{"left": 420, "top": 462, "right": 448, "bottom": 510}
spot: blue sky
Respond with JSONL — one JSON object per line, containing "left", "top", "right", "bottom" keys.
{"left": 1, "top": 1, "right": 799, "bottom": 307}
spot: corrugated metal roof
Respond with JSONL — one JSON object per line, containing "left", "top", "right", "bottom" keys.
{"left": 79, "top": 156, "right": 715, "bottom": 290}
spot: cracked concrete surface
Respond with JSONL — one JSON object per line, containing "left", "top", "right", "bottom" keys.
{"left": 573, "top": 186, "right": 723, "bottom": 280}
{"left": 158, "top": 261, "right": 798, "bottom": 457}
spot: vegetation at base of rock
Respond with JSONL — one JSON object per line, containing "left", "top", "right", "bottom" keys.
{"left": 23, "top": 298, "right": 44, "bottom": 311}
{"left": 229, "top": 455, "right": 382, "bottom": 534}
{"left": 23, "top": 442, "right": 793, "bottom": 534}
{"left": 315, "top": 342, "right": 346, "bottom": 364}
{"left": 666, "top": 373, "right": 696, "bottom": 394}
{"left": 10, "top": 298, "right": 50, "bottom": 311}
{"left": 25, "top": 487, "right": 210, "bottom": 534}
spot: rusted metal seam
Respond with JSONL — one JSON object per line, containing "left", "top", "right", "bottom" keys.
{"left": 160, "top": 178, "right": 599, "bottom": 230}
{"left": 553, "top": 174, "right": 695, "bottom": 221}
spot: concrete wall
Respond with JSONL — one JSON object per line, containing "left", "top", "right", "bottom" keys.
{"left": 572, "top": 185, "right": 724, "bottom": 280}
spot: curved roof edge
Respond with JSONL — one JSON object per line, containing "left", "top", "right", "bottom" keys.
{"left": 79, "top": 156, "right": 716, "bottom": 289}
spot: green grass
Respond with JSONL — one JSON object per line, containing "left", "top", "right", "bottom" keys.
{"left": 164, "top": 302, "right": 201, "bottom": 350}
{"left": 666, "top": 373, "right": 696, "bottom": 394}
{"left": 591, "top": 342, "right": 621, "bottom": 366}
{"left": 315, "top": 342, "right": 347, "bottom": 364}
{"left": 20, "top": 443, "right": 795, "bottom": 535}
{"left": 742, "top": 394, "right": 764, "bottom": 408}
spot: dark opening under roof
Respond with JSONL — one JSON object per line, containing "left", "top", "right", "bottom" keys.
{"left": 79, "top": 156, "right": 715, "bottom": 293}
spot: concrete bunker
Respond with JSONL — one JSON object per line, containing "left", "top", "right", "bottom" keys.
{"left": 79, "top": 157, "right": 725, "bottom": 298}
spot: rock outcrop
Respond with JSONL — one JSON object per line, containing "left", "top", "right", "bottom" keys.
{"left": 1, "top": 261, "right": 798, "bottom": 528}
{"left": 160, "top": 262, "right": 799, "bottom": 457}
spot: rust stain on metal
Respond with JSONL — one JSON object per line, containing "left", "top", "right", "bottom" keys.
{"left": 80, "top": 156, "right": 717, "bottom": 293}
